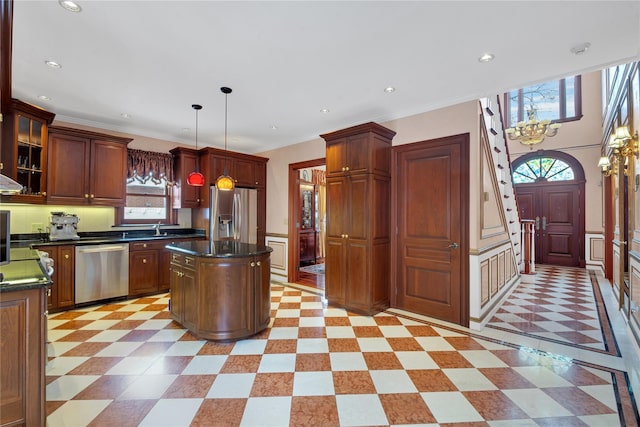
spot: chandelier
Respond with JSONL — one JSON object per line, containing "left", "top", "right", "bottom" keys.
{"left": 505, "top": 109, "right": 561, "bottom": 147}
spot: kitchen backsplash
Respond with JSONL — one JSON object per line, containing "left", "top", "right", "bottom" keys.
{"left": 3, "top": 204, "right": 192, "bottom": 234}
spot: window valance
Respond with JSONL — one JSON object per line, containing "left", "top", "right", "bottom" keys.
{"left": 312, "top": 169, "right": 326, "bottom": 185}
{"left": 127, "top": 149, "right": 174, "bottom": 184}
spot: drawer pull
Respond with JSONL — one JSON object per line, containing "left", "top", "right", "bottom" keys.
{"left": 64, "top": 254, "right": 70, "bottom": 259}
{"left": 142, "top": 259, "right": 147, "bottom": 264}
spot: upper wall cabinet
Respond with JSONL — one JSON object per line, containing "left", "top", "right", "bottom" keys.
{"left": 324, "top": 122, "right": 394, "bottom": 177}
{"left": 0, "top": 99, "right": 55, "bottom": 203}
{"left": 47, "top": 126, "right": 132, "bottom": 206}
{"left": 170, "top": 147, "right": 201, "bottom": 209}
{"left": 198, "top": 147, "right": 268, "bottom": 208}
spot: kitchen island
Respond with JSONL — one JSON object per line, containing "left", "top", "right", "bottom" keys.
{"left": 166, "top": 240, "right": 272, "bottom": 341}
{"left": 0, "top": 249, "right": 52, "bottom": 427}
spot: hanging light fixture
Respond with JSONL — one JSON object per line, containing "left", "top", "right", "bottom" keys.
{"left": 187, "top": 104, "right": 205, "bottom": 186}
{"left": 215, "top": 87, "right": 235, "bottom": 191}
{"left": 505, "top": 109, "right": 562, "bottom": 147}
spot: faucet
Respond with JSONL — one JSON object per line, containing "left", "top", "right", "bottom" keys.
{"left": 153, "top": 222, "right": 161, "bottom": 236}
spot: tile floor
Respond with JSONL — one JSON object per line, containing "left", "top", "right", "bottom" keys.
{"left": 45, "top": 266, "right": 640, "bottom": 426}
{"left": 487, "top": 266, "right": 616, "bottom": 354}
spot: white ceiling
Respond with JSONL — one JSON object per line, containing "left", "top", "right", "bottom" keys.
{"left": 11, "top": 1, "right": 640, "bottom": 154}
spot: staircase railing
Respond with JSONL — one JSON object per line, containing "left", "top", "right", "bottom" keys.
{"left": 479, "top": 95, "right": 522, "bottom": 272}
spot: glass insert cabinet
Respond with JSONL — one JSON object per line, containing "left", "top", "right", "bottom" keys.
{"left": 1, "top": 99, "right": 56, "bottom": 202}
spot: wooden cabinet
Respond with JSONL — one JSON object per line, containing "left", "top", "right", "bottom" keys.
{"left": 168, "top": 252, "right": 198, "bottom": 331}
{"left": 168, "top": 250, "right": 271, "bottom": 340}
{"left": 47, "top": 126, "right": 132, "bottom": 206}
{"left": 170, "top": 147, "right": 201, "bottom": 208}
{"left": 0, "top": 286, "right": 47, "bottom": 426}
{"left": 300, "top": 230, "right": 317, "bottom": 265}
{"left": 192, "top": 147, "right": 268, "bottom": 245}
{"left": 325, "top": 126, "right": 391, "bottom": 176}
{"left": 321, "top": 122, "right": 395, "bottom": 315}
{"left": 129, "top": 237, "right": 203, "bottom": 297}
{"left": 0, "top": 99, "right": 55, "bottom": 203}
{"left": 34, "top": 244, "right": 75, "bottom": 312}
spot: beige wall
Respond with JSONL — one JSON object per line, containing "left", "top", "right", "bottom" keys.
{"left": 508, "top": 72, "right": 604, "bottom": 233}
{"left": 257, "top": 101, "right": 480, "bottom": 239}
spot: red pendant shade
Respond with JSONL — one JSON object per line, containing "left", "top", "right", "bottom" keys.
{"left": 187, "top": 104, "right": 203, "bottom": 187}
{"left": 187, "top": 171, "right": 204, "bottom": 186}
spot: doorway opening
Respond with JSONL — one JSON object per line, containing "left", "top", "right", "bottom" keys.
{"left": 512, "top": 150, "right": 586, "bottom": 267}
{"left": 288, "top": 158, "right": 326, "bottom": 290}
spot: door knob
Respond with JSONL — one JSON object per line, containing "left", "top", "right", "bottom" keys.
{"left": 447, "top": 242, "right": 459, "bottom": 249}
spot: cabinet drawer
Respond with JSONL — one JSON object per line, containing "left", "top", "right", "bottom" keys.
{"left": 170, "top": 252, "right": 184, "bottom": 266}
{"left": 183, "top": 256, "right": 196, "bottom": 269}
{"left": 130, "top": 241, "right": 163, "bottom": 251}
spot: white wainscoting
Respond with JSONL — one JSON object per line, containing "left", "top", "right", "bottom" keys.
{"left": 586, "top": 233, "right": 605, "bottom": 274}
{"left": 266, "top": 235, "right": 288, "bottom": 283}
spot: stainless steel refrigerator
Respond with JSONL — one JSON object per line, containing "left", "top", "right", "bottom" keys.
{"left": 210, "top": 186, "right": 258, "bottom": 244}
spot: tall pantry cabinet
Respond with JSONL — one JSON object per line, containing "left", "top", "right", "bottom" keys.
{"left": 321, "top": 122, "right": 395, "bottom": 315}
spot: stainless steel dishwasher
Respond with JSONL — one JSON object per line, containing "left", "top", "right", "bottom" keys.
{"left": 75, "top": 243, "right": 129, "bottom": 304}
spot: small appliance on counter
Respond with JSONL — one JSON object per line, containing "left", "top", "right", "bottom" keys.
{"left": 49, "top": 212, "right": 80, "bottom": 241}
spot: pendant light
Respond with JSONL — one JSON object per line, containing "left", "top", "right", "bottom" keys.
{"left": 215, "top": 87, "right": 235, "bottom": 191}
{"left": 187, "top": 104, "right": 205, "bottom": 186}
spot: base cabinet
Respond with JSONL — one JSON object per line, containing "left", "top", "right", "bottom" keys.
{"left": 169, "top": 251, "right": 270, "bottom": 340}
{"left": 0, "top": 287, "right": 47, "bottom": 427}
{"left": 129, "top": 237, "right": 204, "bottom": 298}
{"left": 34, "top": 245, "right": 75, "bottom": 312}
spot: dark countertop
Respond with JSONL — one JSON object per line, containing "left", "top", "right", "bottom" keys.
{"left": 166, "top": 240, "right": 273, "bottom": 258}
{"left": 0, "top": 259, "right": 52, "bottom": 292}
{"left": 11, "top": 229, "right": 205, "bottom": 248}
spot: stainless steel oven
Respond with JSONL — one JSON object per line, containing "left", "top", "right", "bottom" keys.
{"left": 75, "top": 243, "right": 129, "bottom": 304}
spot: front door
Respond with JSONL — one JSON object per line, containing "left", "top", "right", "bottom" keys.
{"left": 512, "top": 150, "right": 585, "bottom": 268}
{"left": 393, "top": 134, "right": 469, "bottom": 326}
{"left": 516, "top": 184, "right": 582, "bottom": 266}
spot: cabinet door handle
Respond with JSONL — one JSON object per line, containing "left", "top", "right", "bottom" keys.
{"left": 256, "top": 261, "right": 261, "bottom": 266}
{"left": 345, "top": 166, "right": 349, "bottom": 171}
{"left": 142, "top": 259, "right": 147, "bottom": 264}
{"left": 143, "top": 244, "right": 147, "bottom": 248}
{"left": 250, "top": 261, "right": 256, "bottom": 267}
{"left": 84, "top": 194, "right": 89, "bottom": 198}
{"left": 64, "top": 254, "right": 69, "bottom": 259}
{"left": 91, "top": 194, "right": 95, "bottom": 199}
{"left": 344, "top": 234, "right": 348, "bottom": 239}
{"left": 42, "top": 191, "right": 47, "bottom": 196}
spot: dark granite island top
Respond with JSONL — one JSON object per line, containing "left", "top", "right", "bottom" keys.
{"left": 165, "top": 240, "right": 272, "bottom": 341}
{"left": 165, "top": 240, "right": 273, "bottom": 258}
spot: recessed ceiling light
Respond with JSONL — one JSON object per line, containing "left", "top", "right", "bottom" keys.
{"left": 45, "top": 60, "right": 62, "bottom": 69}
{"left": 120, "top": 113, "right": 131, "bottom": 119}
{"left": 59, "top": 0, "right": 82, "bottom": 12}
{"left": 570, "top": 42, "right": 591, "bottom": 55}
{"left": 37, "top": 95, "right": 51, "bottom": 101}
{"left": 384, "top": 87, "right": 396, "bottom": 93}
{"left": 320, "top": 108, "right": 330, "bottom": 114}
{"left": 478, "top": 53, "right": 495, "bottom": 63}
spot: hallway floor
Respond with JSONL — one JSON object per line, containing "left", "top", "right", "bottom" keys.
{"left": 46, "top": 266, "right": 640, "bottom": 426}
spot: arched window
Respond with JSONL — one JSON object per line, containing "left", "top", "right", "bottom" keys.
{"left": 513, "top": 158, "right": 574, "bottom": 183}
{"left": 511, "top": 150, "right": 585, "bottom": 185}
